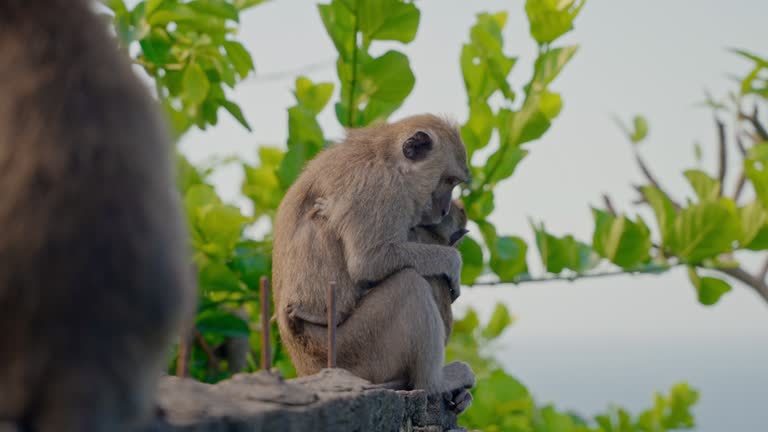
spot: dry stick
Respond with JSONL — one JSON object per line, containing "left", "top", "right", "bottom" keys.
{"left": 740, "top": 106, "right": 768, "bottom": 141}
{"left": 194, "top": 329, "right": 220, "bottom": 373}
{"left": 602, "top": 194, "right": 618, "bottom": 216}
{"left": 327, "top": 280, "right": 337, "bottom": 369}
{"left": 634, "top": 152, "right": 681, "bottom": 209}
{"left": 715, "top": 117, "right": 727, "bottom": 189}
{"left": 260, "top": 276, "right": 272, "bottom": 371}
{"left": 176, "top": 331, "right": 192, "bottom": 378}
{"left": 759, "top": 259, "right": 768, "bottom": 284}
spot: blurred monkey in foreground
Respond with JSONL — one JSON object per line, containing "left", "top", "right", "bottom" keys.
{"left": 0, "top": 1, "right": 194, "bottom": 431}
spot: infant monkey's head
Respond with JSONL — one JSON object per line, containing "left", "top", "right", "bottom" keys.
{"left": 417, "top": 199, "right": 468, "bottom": 247}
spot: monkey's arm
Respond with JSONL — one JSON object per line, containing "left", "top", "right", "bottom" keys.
{"left": 345, "top": 239, "right": 462, "bottom": 299}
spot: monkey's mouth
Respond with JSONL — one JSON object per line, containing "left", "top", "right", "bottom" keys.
{"left": 449, "top": 229, "right": 469, "bottom": 246}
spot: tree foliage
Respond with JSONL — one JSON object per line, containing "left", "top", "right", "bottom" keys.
{"left": 94, "top": 0, "right": 747, "bottom": 429}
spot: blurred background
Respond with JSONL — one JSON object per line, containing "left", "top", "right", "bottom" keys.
{"left": 119, "top": 0, "right": 768, "bottom": 430}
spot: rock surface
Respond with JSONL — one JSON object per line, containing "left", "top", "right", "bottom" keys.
{"left": 144, "top": 368, "right": 469, "bottom": 432}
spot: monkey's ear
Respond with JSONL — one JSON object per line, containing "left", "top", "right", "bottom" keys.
{"left": 402, "top": 131, "right": 433, "bottom": 161}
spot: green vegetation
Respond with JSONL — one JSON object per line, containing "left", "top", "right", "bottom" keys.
{"left": 103, "top": 0, "right": 768, "bottom": 429}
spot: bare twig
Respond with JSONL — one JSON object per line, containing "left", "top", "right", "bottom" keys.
{"left": 252, "top": 59, "right": 335, "bottom": 83}
{"left": 471, "top": 265, "right": 678, "bottom": 286}
{"left": 195, "top": 329, "right": 220, "bottom": 373}
{"left": 736, "top": 134, "right": 748, "bottom": 156}
{"left": 759, "top": 259, "right": 768, "bottom": 284}
{"left": 327, "top": 280, "right": 337, "bottom": 369}
{"left": 739, "top": 106, "right": 768, "bottom": 141}
{"left": 715, "top": 117, "right": 727, "bottom": 189}
{"left": 260, "top": 276, "right": 272, "bottom": 371}
{"left": 718, "top": 266, "right": 768, "bottom": 304}
{"left": 602, "top": 194, "right": 618, "bottom": 216}
{"left": 732, "top": 173, "right": 747, "bottom": 202}
{"left": 176, "top": 331, "right": 193, "bottom": 378}
{"left": 634, "top": 152, "right": 681, "bottom": 209}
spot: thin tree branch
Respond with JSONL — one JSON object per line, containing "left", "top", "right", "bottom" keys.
{"left": 732, "top": 173, "right": 747, "bottom": 202}
{"left": 739, "top": 106, "right": 768, "bottom": 141}
{"left": 346, "top": 9, "right": 361, "bottom": 127}
{"left": 252, "top": 59, "right": 335, "bottom": 83}
{"left": 471, "top": 265, "right": 678, "bottom": 287}
{"left": 194, "top": 329, "right": 220, "bottom": 373}
{"left": 715, "top": 116, "right": 727, "bottom": 189}
{"left": 602, "top": 194, "right": 618, "bottom": 216}
{"left": 634, "top": 152, "right": 681, "bottom": 209}
{"left": 759, "top": 258, "right": 768, "bottom": 283}
{"left": 717, "top": 266, "right": 768, "bottom": 304}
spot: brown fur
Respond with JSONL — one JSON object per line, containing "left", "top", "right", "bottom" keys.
{"left": 410, "top": 200, "right": 469, "bottom": 345}
{"left": 272, "top": 114, "right": 472, "bottom": 395}
{"left": 0, "top": 1, "right": 195, "bottom": 431}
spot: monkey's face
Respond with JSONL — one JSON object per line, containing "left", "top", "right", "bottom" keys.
{"left": 399, "top": 117, "right": 469, "bottom": 226}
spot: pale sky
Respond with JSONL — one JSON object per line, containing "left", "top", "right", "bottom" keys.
{"left": 176, "top": 1, "right": 768, "bottom": 429}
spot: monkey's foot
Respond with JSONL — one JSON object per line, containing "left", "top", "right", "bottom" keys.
{"left": 442, "top": 361, "right": 475, "bottom": 414}
{"left": 444, "top": 387, "right": 473, "bottom": 414}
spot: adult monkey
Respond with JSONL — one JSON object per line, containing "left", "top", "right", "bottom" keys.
{"left": 0, "top": 1, "right": 194, "bottom": 431}
{"left": 272, "top": 114, "right": 475, "bottom": 411}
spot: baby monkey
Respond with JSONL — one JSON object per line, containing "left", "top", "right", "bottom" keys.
{"left": 409, "top": 199, "right": 469, "bottom": 345}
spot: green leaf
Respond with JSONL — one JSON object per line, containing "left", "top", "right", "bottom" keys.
{"left": 242, "top": 164, "right": 283, "bottom": 213}
{"left": 531, "top": 45, "right": 578, "bottom": 90}
{"left": 258, "top": 147, "right": 285, "bottom": 168}
{"left": 641, "top": 186, "right": 677, "bottom": 248}
{"left": 591, "top": 209, "right": 652, "bottom": 268}
{"left": 745, "top": 225, "right": 768, "bottom": 251}
{"left": 185, "top": 184, "right": 222, "bottom": 210}
{"left": 359, "top": 0, "right": 420, "bottom": 44}
{"left": 748, "top": 143, "right": 768, "bottom": 161}
{"left": 464, "top": 189, "right": 495, "bottom": 221}
{"left": 489, "top": 236, "right": 528, "bottom": 281}
{"left": 139, "top": 31, "right": 172, "bottom": 65}
{"left": 145, "top": 0, "right": 165, "bottom": 17}
{"left": 745, "top": 158, "right": 768, "bottom": 208}
{"left": 197, "top": 309, "right": 250, "bottom": 337}
{"left": 220, "top": 100, "right": 252, "bottom": 131}
{"left": 182, "top": 62, "right": 210, "bottom": 107}
{"left": 357, "top": 50, "right": 416, "bottom": 125}
{"left": 461, "top": 100, "right": 494, "bottom": 159}
{"left": 452, "top": 308, "right": 480, "bottom": 334}
{"left": 631, "top": 115, "right": 649, "bottom": 143}
{"left": 223, "top": 41, "right": 255, "bottom": 79}
{"left": 482, "top": 303, "right": 513, "bottom": 339}
{"left": 231, "top": 241, "right": 271, "bottom": 289}
{"left": 198, "top": 204, "right": 249, "bottom": 251}
{"left": 538, "top": 91, "right": 563, "bottom": 119}
{"left": 684, "top": 169, "right": 721, "bottom": 202}
{"left": 525, "top": 0, "right": 584, "bottom": 45}
{"left": 484, "top": 147, "right": 528, "bottom": 186}
{"left": 276, "top": 142, "right": 307, "bottom": 190}
{"left": 672, "top": 198, "right": 740, "bottom": 263}
{"left": 318, "top": 1, "right": 356, "bottom": 62}
{"left": 458, "top": 235, "right": 484, "bottom": 285}
{"left": 738, "top": 200, "right": 767, "bottom": 246}
{"left": 295, "top": 77, "right": 334, "bottom": 115}
{"left": 188, "top": 0, "right": 239, "bottom": 22}
{"left": 687, "top": 268, "right": 732, "bottom": 306}
{"left": 461, "top": 12, "right": 516, "bottom": 103}
{"left": 199, "top": 261, "right": 242, "bottom": 293}
{"left": 534, "top": 223, "right": 597, "bottom": 273}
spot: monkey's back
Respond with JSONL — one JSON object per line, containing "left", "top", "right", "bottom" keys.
{"left": 0, "top": 1, "right": 193, "bottom": 428}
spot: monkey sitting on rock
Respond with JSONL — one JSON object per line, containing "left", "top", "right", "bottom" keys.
{"left": 272, "top": 114, "right": 475, "bottom": 413}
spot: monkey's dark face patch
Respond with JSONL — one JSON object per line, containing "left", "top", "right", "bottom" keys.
{"left": 402, "top": 131, "right": 433, "bottom": 161}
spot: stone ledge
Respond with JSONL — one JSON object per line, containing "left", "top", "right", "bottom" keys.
{"left": 145, "top": 369, "right": 468, "bottom": 432}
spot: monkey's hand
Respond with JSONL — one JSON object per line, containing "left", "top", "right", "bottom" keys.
{"left": 444, "top": 248, "right": 462, "bottom": 302}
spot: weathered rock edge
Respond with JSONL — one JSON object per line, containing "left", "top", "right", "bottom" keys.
{"left": 144, "top": 368, "right": 469, "bottom": 432}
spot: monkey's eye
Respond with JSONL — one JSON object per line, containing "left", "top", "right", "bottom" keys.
{"left": 445, "top": 176, "right": 460, "bottom": 186}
